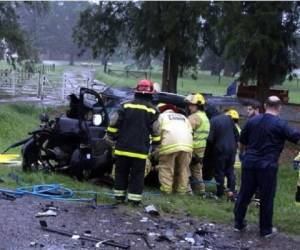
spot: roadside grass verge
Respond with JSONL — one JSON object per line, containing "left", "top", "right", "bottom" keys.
{"left": 146, "top": 166, "right": 300, "bottom": 235}
{"left": 0, "top": 104, "right": 43, "bottom": 152}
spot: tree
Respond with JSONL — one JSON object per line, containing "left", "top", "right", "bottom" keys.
{"left": 203, "top": 2, "right": 300, "bottom": 101}
{"left": 0, "top": 2, "right": 48, "bottom": 65}
{"left": 20, "top": 2, "right": 87, "bottom": 65}
{"left": 74, "top": 2, "right": 207, "bottom": 92}
{"left": 74, "top": 2, "right": 127, "bottom": 72}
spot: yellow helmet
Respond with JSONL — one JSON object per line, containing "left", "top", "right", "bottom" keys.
{"left": 225, "top": 109, "right": 239, "bottom": 120}
{"left": 185, "top": 93, "right": 205, "bottom": 105}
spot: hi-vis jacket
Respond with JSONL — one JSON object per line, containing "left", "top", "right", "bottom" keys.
{"left": 107, "top": 97, "right": 161, "bottom": 159}
{"left": 188, "top": 111, "right": 210, "bottom": 154}
{"left": 158, "top": 110, "right": 193, "bottom": 155}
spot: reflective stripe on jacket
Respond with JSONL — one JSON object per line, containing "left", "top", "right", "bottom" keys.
{"left": 189, "top": 111, "right": 210, "bottom": 150}
{"left": 107, "top": 97, "right": 160, "bottom": 159}
{"left": 158, "top": 110, "right": 193, "bottom": 155}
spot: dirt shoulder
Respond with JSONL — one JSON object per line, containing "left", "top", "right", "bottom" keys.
{"left": 0, "top": 197, "right": 299, "bottom": 250}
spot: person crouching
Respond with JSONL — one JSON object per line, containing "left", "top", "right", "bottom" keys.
{"left": 156, "top": 103, "right": 193, "bottom": 194}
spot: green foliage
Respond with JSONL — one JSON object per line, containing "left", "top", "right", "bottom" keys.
{"left": 0, "top": 2, "right": 48, "bottom": 64}
{"left": 73, "top": 2, "right": 127, "bottom": 59}
{"left": 203, "top": 2, "right": 300, "bottom": 101}
{"left": 20, "top": 2, "right": 86, "bottom": 64}
{"left": 74, "top": 2, "right": 208, "bottom": 92}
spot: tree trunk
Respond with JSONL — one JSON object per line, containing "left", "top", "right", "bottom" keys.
{"left": 102, "top": 56, "right": 108, "bottom": 73}
{"left": 179, "top": 66, "right": 184, "bottom": 78}
{"left": 104, "top": 61, "right": 107, "bottom": 73}
{"left": 162, "top": 49, "right": 179, "bottom": 93}
{"left": 69, "top": 52, "right": 74, "bottom": 66}
{"left": 256, "top": 60, "right": 271, "bottom": 103}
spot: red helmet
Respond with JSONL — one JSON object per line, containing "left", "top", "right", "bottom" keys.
{"left": 158, "top": 103, "right": 179, "bottom": 113}
{"left": 135, "top": 79, "right": 155, "bottom": 94}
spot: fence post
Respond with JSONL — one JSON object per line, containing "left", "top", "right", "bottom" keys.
{"left": 12, "top": 71, "right": 16, "bottom": 96}
{"left": 87, "top": 77, "right": 90, "bottom": 88}
{"left": 37, "top": 72, "right": 41, "bottom": 98}
{"left": 41, "top": 74, "right": 46, "bottom": 101}
{"left": 62, "top": 73, "right": 67, "bottom": 100}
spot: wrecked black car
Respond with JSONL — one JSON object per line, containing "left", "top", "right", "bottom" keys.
{"left": 5, "top": 87, "right": 113, "bottom": 180}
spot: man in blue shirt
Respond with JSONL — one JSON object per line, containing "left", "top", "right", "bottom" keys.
{"left": 234, "top": 96, "right": 300, "bottom": 237}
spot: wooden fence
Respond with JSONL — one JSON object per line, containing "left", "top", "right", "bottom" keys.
{"left": 107, "top": 68, "right": 148, "bottom": 79}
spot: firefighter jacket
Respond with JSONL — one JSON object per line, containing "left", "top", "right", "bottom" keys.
{"left": 188, "top": 111, "right": 210, "bottom": 156}
{"left": 158, "top": 110, "right": 193, "bottom": 155}
{"left": 236, "top": 124, "right": 241, "bottom": 135}
{"left": 107, "top": 96, "right": 160, "bottom": 159}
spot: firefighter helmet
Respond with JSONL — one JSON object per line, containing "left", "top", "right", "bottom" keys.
{"left": 135, "top": 79, "right": 155, "bottom": 94}
{"left": 225, "top": 109, "right": 240, "bottom": 120}
{"left": 157, "top": 103, "right": 178, "bottom": 113}
{"left": 185, "top": 93, "right": 206, "bottom": 105}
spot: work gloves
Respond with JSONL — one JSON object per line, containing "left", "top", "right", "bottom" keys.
{"left": 103, "top": 134, "right": 116, "bottom": 148}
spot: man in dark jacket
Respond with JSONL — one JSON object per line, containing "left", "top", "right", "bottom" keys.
{"left": 106, "top": 79, "right": 160, "bottom": 205}
{"left": 206, "top": 113, "right": 239, "bottom": 198}
{"left": 234, "top": 96, "right": 300, "bottom": 237}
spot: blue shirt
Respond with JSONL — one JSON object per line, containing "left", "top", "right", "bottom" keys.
{"left": 240, "top": 113, "right": 300, "bottom": 169}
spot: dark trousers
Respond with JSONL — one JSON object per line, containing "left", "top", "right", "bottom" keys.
{"left": 234, "top": 167, "right": 278, "bottom": 236}
{"left": 213, "top": 153, "right": 236, "bottom": 196}
{"left": 114, "top": 156, "right": 146, "bottom": 202}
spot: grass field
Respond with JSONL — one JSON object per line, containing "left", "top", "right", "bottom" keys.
{"left": 0, "top": 104, "right": 43, "bottom": 152}
{"left": 0, "top": 59, "right": 299, "bottom": 103}
{"left": 0, "top": 104, "right": 299, "bottom": 235}
{"left": 95, "top": 65, "right": 300, "bottom": 104}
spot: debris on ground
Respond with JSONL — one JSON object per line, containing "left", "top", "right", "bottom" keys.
{"left": 0, "top": 191, "right": 16, "bottom": 201}
{"left": 184, "top": 232, "right": 195, "bottom": 245}
{"left": 0, "top": 196, "right": 299, "bottom": 249}
{"left": 140, "top": 217, "right": 149, "bottom": 222}
{"left": 39, "top": 220, "right": 130, "bottom": 249}
{"left": 145, "top": 204, "right": 159, "bottom": 216}
{"left": 35, "top": 210, "right": 57, "bottom": 218}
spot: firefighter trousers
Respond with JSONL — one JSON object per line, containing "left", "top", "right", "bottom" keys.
{"left": 190, "top": 148, "right": 206, "bottom": 194}
{"left": 158, "top": 151, "right": 192, "bottom": 194}
{"left": 114, "top": 156, "right": 146, "bottom": 202}
{"left": 213, "top": 153, "right": 236, "bottom": 197}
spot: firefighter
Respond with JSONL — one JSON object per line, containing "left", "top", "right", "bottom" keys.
{"left": 185, "top": 93, "right": 210, "bottom": 194}
{"left": 106, "top": 79, "right": 160, "bottom": 205}
{"left": 207, "top": 111, "right": 239, "bottom": 198}
{"left": 156, "top": 103, "right": 193, "bottom": 194}
{"left": 225, "top": 109, "right": 241, "bottom": 133}
{"left": 225, "top": 109, "right": 241, "bottom": 170}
